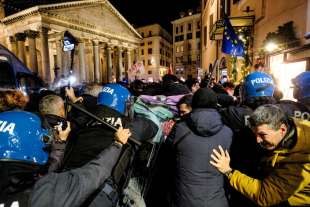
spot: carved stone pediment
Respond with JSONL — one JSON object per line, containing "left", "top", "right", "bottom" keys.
{"left": 43, "top": 2, "right": 141, "bottom": 41}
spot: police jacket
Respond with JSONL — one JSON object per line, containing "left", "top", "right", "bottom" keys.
{"left": 0, "top": 143, "right": 122, "bottom": 207}
{"left": 169, "top": 108, "right": 232, "bottom": 207}
{"left": 227, "top": 118, "right": 310, "bottom": 206}
{"left": 277, "top": 100, "right": 310, "bottom": 121}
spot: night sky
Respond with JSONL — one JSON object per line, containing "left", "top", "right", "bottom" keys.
{"left": 4, "top": 0, "right": 200, "bottom": 32}
{"left": 109, "top": 0, "right": 201, "bottom": 32}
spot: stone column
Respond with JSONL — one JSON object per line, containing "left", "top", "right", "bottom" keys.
{"left": 15, "top": 33, "right": 26, "bottom": 64}
{"left": 40, "top": 27, "right": 51, "bottom": 83}
{"left": 79, "top": 41, "right": 86, "bottom": 83}
{"left": 126, "top": 49, "right": 131, "bottom": 73}
{"left": 93, "top": 40, "right": 100, "bottom": 83}
{"left": 8, "top": 36, "right": 17, "bottom": 56}
{"left": 117, "top": 47, "right": 124, "bottom": 81}
{"left": 106, "top": 46, "right": 113, "bottom": 83}
{"left": 0, "top": 0, "right": 5, "bottom": 20}
{"left": 55, "top": 39, "right": 63, "bottom": 77}
{"left": 25, "top": 30, "right": 39, "bottom": 74}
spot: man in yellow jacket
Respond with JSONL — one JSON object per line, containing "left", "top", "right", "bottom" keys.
{"left": 211, "top": 104, "right": 310, "bottom": 206}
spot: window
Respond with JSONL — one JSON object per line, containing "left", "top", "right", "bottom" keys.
{"left": 141, "top": 49, "right": 144, "bottom": 55}
{"left": 198, "top": 42, "right": 201, "bottom": 49}
{"left": 180, "top": 25, "right": 183, "bottom": 33}
{"left": 148, "top": 41, "right": 152, "bottom": 45}
{"left": 197, "top": 55, "right": 200, "bottom": 61}
{"left": 160, "top": 48, "right": 162, "bottom": 54}
{"left": 196, "top": 31, "right": 201, "bottom": 38}
{"left": 188, "top": 55, "right": 192, "bottom": 64}
{"left": 143, "top": 60, "right": 145, "bottom": 65}
{"left": 166, "top": 51, "right": 169, "bottom": 57}
{"left": 166, "top": 62, "right": 169, "bottom": 67}
{"left": 176, "top": 46, "right": 180, "bottom": 53}
{"left": 176, "top": 26, "right": 179, "bottom": 34}
{"left": 160, "top": 59, "right": 163, "bottom": 66}
{"left": 140, "top": 42, "right": 145, "bottom": 46}
{"left": 149, "top": 31, "right": 152, "bottom": 36}
{"left": 148, "top": 48, "right": 152, "bottom": 54}
{"left": 188, "top": 23, "right": 192, "bottom": 31}
{"left": 148, "top": 59, "right": 152, "bottom": 65}
{"left": 175, "top": 35, "right": 184, "bottom": 42}
{"left": 204, "top": 26, "right": 207, "bottom": 47}
{"left": 148, "top": 70, "right": 152, "bottom": 74}
{"left": 141, "top": 32, "right": 144, "bottom": 38}
{"left": 187, "top": 33, "right": 192, "bottom": 40}
{"left": 221, "top": 0, "right": 231, "bottom": 18}
{"left": 180, "top": 46, "right": 184, "bottom": 52}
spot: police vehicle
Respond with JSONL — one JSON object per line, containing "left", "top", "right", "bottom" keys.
{"left": 0, "top": 44, "right": 43, "bottom": 92}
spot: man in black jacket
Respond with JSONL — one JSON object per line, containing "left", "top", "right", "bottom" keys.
{"left": 168, "top": 88, "right": 233, "bottom": 207}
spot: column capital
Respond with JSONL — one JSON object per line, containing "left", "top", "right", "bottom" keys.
{"left": 92, "top": 39, "right": 99, "bottom": 46}
{"left": 25, "top": 30, "right": 39, "bottom": 39}
{"left": 15, "top": 33, "right": 26, "bottom": 41}
{"left": 40, "top": 26, "right": 50, "bottom": 34}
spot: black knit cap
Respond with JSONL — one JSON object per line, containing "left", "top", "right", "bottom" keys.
{"left": 192, "top": 88, "right": 218, "bottom": 109}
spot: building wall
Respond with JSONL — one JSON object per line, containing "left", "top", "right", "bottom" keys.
{"left": 136, "top": 24, "right": 172, "bottom": 82}
{"left": 201, "top": 0, "right": 219, "bottom": 75}
{"left": 201, "top": 0, "right": 310, "bottom": 82}
{"left": 172, "top": 13, "right": 201, "bottom": 79}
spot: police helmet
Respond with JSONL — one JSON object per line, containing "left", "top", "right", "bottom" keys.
{"left": 243, "top": 72, "right": 275, "bottom": 98}
{"left": 0, "top": 111, "right": 50, "bottom": 165}
{"left": 292, "top": 71, "right": 310, "bottom": 100}
{"left": 97, "top": 83, "right": 131, "bottom": 114}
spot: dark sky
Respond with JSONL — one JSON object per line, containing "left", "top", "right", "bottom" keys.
{"left": 109, "top": 0, "right": 201, "bottom": 32}
{"left": 4, "top": 0, "right": 200, "bottom": 32}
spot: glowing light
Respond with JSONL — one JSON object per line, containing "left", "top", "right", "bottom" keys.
{"left": 265, "top": 42, "right": 278, "bottom": 52}
{"left": 68, "top": 75, "right": 76, "bottom": 85}
{"left": 270, "top": 54, "right": 306, "bottom": 100}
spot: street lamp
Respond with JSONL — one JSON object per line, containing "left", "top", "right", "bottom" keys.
{"left": 265, "top": 42, "right": 278, "bottom": 52}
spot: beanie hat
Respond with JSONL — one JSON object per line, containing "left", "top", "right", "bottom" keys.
{"left": 192, "top": 88, "right": 218, "bottom": 109}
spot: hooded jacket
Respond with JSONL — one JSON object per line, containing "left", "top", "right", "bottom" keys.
{"left": 170, "top": 108, "right": 232, "bottom": 207}
{"left": 228, "top": 118, "right": 310, "bottom": 206}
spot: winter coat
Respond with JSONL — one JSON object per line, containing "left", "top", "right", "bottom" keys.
{"left": 170, "top": 108, "right": 233, "bottom": 207}
{"left": 228, "top": 118, "right": 310, "bottom": 206}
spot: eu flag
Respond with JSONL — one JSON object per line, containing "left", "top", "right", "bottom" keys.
{"left": 222, "top": 18, "right": 244, "bottom": 57}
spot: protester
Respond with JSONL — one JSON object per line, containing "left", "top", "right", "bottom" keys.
{"left": 211, "top": 104, "right": 310, "bottom": 206}
{"left": 0, "top": 88, "right": 28, "bottom": 112}
{"left": 161, "top": 74, "right": 190, "bottom": 96}
{"left": 176, "top": 94, "right": 193, "bottom": 117}
{"left": 185, "top": 78, "right": 200, "bottom": 93}
{"left": 219, "top": 71, "right": 277, "bottom": 206}
{"left": 168, "top": 88, "right": 232, "bottom": 207}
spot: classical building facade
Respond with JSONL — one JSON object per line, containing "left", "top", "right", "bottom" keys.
{"left": 135, "top": 24, "right": 172, "bottom": 82}
{"left": 202, "top": 0, "right": 310, "bottom": 97}
{"left": 0, "top": 0, "right": 142, "bottom": 84}
{"left": 171, "top": 13, "right": 201, "bottom": 79}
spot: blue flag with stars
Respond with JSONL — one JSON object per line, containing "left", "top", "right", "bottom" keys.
{"left": 222, "top": 18, "right": 244, "bottom": 57}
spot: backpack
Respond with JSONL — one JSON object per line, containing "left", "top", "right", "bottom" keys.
{"left": 133, "top": 97, "right": 175, "bottom": 143}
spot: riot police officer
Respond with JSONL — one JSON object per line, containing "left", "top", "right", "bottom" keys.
{"left": 277, "top": 71, "right": 310, "bottom": 121}
{"left": 0, "top": 110, "right": 131, "bottom": 207}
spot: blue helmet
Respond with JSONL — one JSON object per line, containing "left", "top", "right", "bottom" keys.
{"left": 0, "top": 111, "right": 50, "bottom": 165}
{"left": 97, "top": 83, "right": 131, "bottom": 114}
{"left": 292, "top": 71, "right": 310, "bottom": 100}
{"left": 244, "top": 72, "right": 275, "bottom": 98}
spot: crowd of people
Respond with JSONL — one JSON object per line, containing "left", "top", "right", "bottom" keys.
{"left": 0, "top": 69, "right": 309, "bottom": 207}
